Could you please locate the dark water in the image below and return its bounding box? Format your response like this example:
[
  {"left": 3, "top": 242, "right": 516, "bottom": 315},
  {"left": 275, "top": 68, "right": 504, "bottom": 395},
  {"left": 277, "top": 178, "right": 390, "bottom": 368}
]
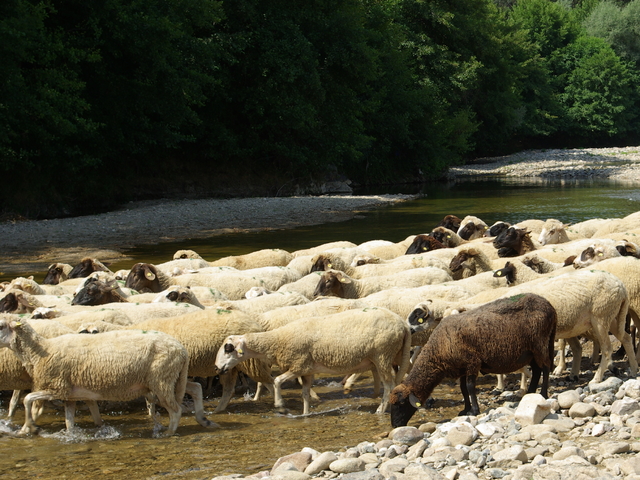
[
  {"left": 2, "top": 177, "right": 640, "bottom": 478},
  {"left": 108, "top": 177, "right": 640, "bottom": 272}
]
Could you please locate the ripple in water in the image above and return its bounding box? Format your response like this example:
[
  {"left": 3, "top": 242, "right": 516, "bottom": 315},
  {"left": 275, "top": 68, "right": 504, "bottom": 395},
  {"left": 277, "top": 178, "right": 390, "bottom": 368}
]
[{"left": 41, "top": 425, "right": 122, "bottom": 443}]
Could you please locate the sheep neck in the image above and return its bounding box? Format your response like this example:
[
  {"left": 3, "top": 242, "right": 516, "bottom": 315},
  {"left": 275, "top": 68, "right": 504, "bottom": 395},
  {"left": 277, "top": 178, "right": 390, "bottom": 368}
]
[{"left": 11, "top": 325, "right": 49, "bottom": 376}]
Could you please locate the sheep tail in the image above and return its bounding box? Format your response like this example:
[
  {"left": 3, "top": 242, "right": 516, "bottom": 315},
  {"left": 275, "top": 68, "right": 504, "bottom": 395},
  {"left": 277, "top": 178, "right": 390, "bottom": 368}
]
[{"left": 395, "top": 327, "right": 413, "bottom": 384}]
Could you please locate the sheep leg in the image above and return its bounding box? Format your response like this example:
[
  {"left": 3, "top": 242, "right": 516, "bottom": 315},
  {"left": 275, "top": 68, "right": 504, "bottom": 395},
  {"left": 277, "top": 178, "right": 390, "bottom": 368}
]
[
  {"left": 374, "top": 370, "right": 395, "bottom": 415},
  {"left": 253, "top": 382, "right": 275, "bottom": 401},
  {"left": 297, "top": 377, "right": 320, "bottom": 401},
  {"left": 553, "top": 339, "right": 567, "bottom": 376},
  {"left": 87, "top": 401, "right": 103, "bottom": 426},
  {"left": 566, "top": 337, "right": 583, "bottom": 380},
  {"left": 410, "top": 346, "right": 422, "bottom": 364},
  {"left": 300, "top": 375, "right": 314, "bottom": 415},
  {"left": 21, "top": 391, "right": 55, "bottom": 435},
  {"left": 8, "top": 390, "right": 21, "bottom": 418},
  {"left": 611, "top": 316, "right": 638, "bottom": 377},
  {"left": 214, "top": 370, "right": 238, "bottom": 413},
  {"left": 152, "top": 392, "right": 183, "bottom": 436},
  {"left": 495, "top": 374, "right": 506, "bottom": 391},
  {"left": 589, "top": 324, "right": 613, "bottom": 384},
  {"left": 273, "top": 370, "right": 298, "bottom": 413},
  {"left": 343, "top": 373, "right": 361, "bottom": 394},
  {"left": 520, "top": 367, "right": 532, "bottom": 391},
  {"left": 459, "top": 375, "right": 480, "bottom": 416},
  {"left": 64, "top": 401, "right": 77, "bottom": 431},
  {"left": 185, "top": 381, "right": 218, "bottom": 428}
]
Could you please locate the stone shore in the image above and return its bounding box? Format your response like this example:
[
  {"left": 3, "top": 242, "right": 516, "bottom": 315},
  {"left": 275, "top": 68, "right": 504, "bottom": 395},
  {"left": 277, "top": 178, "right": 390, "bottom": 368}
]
[{"left": 215, "top": 376, "right": 640, "bottom": 480}]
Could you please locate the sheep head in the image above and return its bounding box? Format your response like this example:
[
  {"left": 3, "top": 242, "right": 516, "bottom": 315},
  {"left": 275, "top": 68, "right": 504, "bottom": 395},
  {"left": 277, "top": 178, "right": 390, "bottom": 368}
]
[
  {"left": 69, "top": 258, "right": 111, "bottom": 279},
  {"left": 215, "top": 335, "right": 247, "bottom": 374},
  {"left": 406, "top": 301, "right": 437, "bottom": 334},
  {"left": 435, "top": 214, "right": 462, "bottom": 232},
  {"left": 493, "top": 261, "right": 517, "bottom": 285},
  {"left": 405, "top": 234, "right": 444, "bottom": 255},
  {"left": 485, "top": 222, "right": 510, "bottom": 238},
  {"left": 573, "top": 245, "right": 605, "bottom": 268},
  {"left": 313, "top": 270, "right": 351, "bottom": 298},
  {"left": 43, "top": 263, "right": 72, "bottom": 285},
  {"left": 125, "top": 263, "right": 163, "bottom": 293},
  {"left": 72, "top": 278, "right": 127, "bottom": 306},
  {"left": 389, "top": 383, "right": 423, "bottom": 427},
  {"left": 350, "top": 254, "right": 380, "bottom": 267},
  {"left": 0, "top": 291, "right": 42, "bottom": 314},
  {"left": 310, "top": 254, "right": 334, "bottom": 273}
]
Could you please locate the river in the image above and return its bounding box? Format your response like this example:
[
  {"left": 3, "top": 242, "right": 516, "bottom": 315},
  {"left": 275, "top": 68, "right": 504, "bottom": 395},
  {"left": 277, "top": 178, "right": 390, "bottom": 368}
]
[{"left": 1, "top": 177, "right": 640, "bottom": 479}]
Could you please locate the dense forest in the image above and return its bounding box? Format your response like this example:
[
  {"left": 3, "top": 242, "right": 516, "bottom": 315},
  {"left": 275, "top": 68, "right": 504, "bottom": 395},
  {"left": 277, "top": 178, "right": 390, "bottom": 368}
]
[{"left": 2, "top": 0, "right": 640, "bottom": 218}]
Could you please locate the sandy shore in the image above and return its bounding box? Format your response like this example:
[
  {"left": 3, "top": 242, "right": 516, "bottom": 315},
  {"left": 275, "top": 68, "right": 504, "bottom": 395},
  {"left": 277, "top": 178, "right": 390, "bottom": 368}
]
[{"left": 3, "top": 144, "right": 640, "bottom": 277}]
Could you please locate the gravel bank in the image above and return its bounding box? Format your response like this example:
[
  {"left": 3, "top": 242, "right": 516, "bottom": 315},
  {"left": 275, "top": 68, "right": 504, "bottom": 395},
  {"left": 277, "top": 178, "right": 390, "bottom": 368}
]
[
  {"left": 448, "top": 146, "right": 640, "bottom": 180},
  {"left": 0, "top": 194, "right": 415, "bottom": 276}
]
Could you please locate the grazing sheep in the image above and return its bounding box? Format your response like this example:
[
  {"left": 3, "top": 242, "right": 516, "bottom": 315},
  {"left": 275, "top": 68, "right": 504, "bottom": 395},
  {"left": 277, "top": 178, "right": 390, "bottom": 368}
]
[
  {"left": 127, "top": 307, "right": 275, "bottom": 413},
  {"left": 312, "top": 268, "right": 453, "bottom": 299},
  {"left": 43, "top": 263, "right": 74, "bottom": 285},
  {"left": 389, "top": 293, "right": 557, "bottom": 426},
  {"left": 215, "top": 307, "right": 413, "bottom": 415},
  {"left": 0, "top": 317, "right": 213, "bottom": 435}
]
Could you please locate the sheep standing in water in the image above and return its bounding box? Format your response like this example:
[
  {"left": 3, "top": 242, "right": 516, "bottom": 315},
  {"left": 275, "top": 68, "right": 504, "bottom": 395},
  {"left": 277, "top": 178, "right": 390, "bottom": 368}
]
[{"left": 389, "top": 293, "right": 557, "bottom": 427}]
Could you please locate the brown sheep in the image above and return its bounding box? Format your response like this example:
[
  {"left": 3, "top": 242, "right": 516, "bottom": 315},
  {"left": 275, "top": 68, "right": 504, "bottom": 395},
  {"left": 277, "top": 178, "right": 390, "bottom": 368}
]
[
  {"left": 404, "top": 235, "right": 445, "bottom": 255},
  {"left": 389, "top": 293, "right": 557, "bottom": 427},
  {"left": 435, "top": 215, "right": 462, "bottom": 231},
  {"left": 493, "top": 227, "right": 535, "bottom": 257}
]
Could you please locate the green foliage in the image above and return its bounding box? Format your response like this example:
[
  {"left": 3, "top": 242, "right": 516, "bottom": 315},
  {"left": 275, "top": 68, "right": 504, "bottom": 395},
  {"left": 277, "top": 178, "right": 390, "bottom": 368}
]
[
  {"left": 552, "top": 35, "right": 638, "bottom": 136},
  {"left": 584, "top": 0, "right": 640, "bottom": 64}
]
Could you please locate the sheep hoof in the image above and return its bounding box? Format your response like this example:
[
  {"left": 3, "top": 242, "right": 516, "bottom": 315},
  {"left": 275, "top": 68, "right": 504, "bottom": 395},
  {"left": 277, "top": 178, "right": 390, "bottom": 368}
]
[
  {"left": 275, "top": 406, "right": 289, "bottom": 415},
  {"left": 202, "top": 420, "right": 220, "bottom": 429}
]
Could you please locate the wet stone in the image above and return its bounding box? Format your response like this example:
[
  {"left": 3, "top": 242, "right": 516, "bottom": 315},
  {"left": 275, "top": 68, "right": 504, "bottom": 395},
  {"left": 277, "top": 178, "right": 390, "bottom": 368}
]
[
  {"left": 392, "top": 426, "right": 424, "bottom": 446},
  {"left": 304, "top": 451, "right": 338, "bottom": 476},
  {"left": 272, "top": 452, "right": 313, "bottom": 473}
]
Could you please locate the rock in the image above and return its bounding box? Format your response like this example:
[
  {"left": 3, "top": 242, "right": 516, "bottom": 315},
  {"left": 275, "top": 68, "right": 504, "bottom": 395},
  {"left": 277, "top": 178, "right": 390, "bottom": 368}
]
[
  {"left": 486, "top": 468, "right": 508, "bottom": 478},
  {"left": 623, "top": 379, "right": 640, "bottom": 399},
  {"left": 552, "top": 446, "right": 585, "bottom": 461},
  {"left": 514, "top": 393, "right": 552, "bottom": 425},
  {"left": 568, "top": 402, "right": 595, "bottom": 418},
  {"left": 557, "top": 390, "right": 581, "bottom": 409},
  {"left": 271, "top": 472, "right": 311, "bottom": 480},
  {"left": 320, "top": 181, "right": 353, "bottom": 194},
  {"left": 392, "top": 426, "right": 424, "bottom": 446},
  {"left": 592, "top": 423, "right": 607, "bottom": 436},
  {"left": 329, "top": 458, "right": 366, "bottom": 473},
  {"left": 587, "top": 376, "right": 623, "bottom": 394},
  {"left": 406, "top": 439, "right": 430, "bottom": 461},
  {"left": 272, "top": 452, "right": 313, "bottom": 474},
  {"left": 419, "top": 422, "right": 438, "bottom": 434},
  {"left": 375, "top": 439, "right": 393, "bottom": 451},
  {"left": 525, "top": 446, "right": 548, "bottom": 461},
  {"left": 476, "top": 422, "right": 501, "bottom": 437},
  {"left": 541, "top": 415, "right": 576, "bottom": 432},
  {"left": 611, "top": 398, "right": 640, "bottom": 416},
  {"left": 304, "top": 452, "right": 338, "bottom": 475},
  {"left": 617, "top": 457, "right": 640, "bottom": 475},
  {"left": 379, "top": 458, "right": 409, "bottom": 477},
  {"left": 489, "top": 445, "right": 528, "bottom": 464},
  {"left": 341, "top": 470, "right": 384, "bottom": 480},
  {"left": 445, "top": 424, "right": 478, "bottom": 446},
  {"left": 599, "top": 441, "right": 631, "bottom": 456}
]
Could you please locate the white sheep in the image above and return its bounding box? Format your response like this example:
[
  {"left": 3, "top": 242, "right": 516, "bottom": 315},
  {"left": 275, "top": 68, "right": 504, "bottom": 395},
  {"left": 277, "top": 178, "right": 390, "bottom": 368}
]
[
  {"left": 186, "top": 248, "right": 294, "bottom": 269},
  {"left": 215, "top": 307, "right": 413, "bottom": 415},
  {"left": 312, "top": 267, "right": 454, "bottom": 299},
  {"left": 572, "top": 241, "right": 640, "bottom": 268},
  {"left": 126, "top": 307, "right": 275, "bottom": 413},
  {"left": 347, "top": 254, "right": 452, "bottom": 279},
  {"left": 538, "top": 219, "right": 583, "bottom": 245},
  {"left": 291, "top": 241, "right": 358, "bottom": 258},
  {"left": 214, "top": 291, "right": 310, "bottom": 316},
  {"left": 513, "top": 218, "right": 546, "bottom": 235},
  {"left": 5, "top": 276, "right": 76, "bottom": 296},
  {"left": 1, "top": 317, "right": 75, "bottom": 420},
  {"left": 363, "top": 235, "right": 417, "bottom": 260},
  {"left": 125, "top": 263, "right": 300, "bottom": 300},
  {"left": 0, "top": 316, "right": 214, "bottom": 435},
  {"left": 275, "top": 271, "right": 326, "bottom": 299},
  {"left": 565, "top": 218, "right": 612, "bottom": 238},
  {"left": 457, "top": 215, "right": 489, "bottom": 240}
]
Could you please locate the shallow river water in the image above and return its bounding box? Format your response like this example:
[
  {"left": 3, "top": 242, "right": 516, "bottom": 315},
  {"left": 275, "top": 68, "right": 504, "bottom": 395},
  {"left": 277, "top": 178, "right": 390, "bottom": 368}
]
[{"left": 3, "top": 177, "right": 640, "bottom": 479}]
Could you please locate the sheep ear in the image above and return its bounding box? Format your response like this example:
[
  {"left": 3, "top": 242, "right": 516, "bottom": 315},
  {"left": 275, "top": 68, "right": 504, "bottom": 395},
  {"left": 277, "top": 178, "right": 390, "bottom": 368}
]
[{"left": 409, "top": 393, "right": 422, "bottom": 408}]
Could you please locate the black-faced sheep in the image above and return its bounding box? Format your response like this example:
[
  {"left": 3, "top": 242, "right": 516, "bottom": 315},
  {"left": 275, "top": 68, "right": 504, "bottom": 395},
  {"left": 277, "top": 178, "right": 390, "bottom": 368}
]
[
  {"left": 68, "top": 258, "right": 112, "bottom": 279},
  {"left": 43, "top": 263, "right": 74, "bottom": 285},
  {"left": 493, "top": 227, "right": 536, "bottom": 257},
  {"left": 435, "top": 215, "right": 463, "bottom": 232},
  {"left": 389, "top": 293, "right": 557, "bottom": 427},
  {"left": 404, "top": 235, "right": 445, "bottom": 255},
  {"left": 215, "top": 307, "right": 412, "bottom": 415}
]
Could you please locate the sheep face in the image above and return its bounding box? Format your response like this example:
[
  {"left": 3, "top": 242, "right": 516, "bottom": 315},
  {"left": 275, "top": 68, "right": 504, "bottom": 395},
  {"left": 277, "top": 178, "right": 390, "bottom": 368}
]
[
  {"left": 457, "top": 222, "right": 477, "bottom": 240},
  {"left": 389, "top": 384, "right": 421, "bottom": 427},
  {"left": 72, "top": 279, "right": 125, "bottom": 306},
  {"left": 313, "top": 271, "right": 351, "bottom": 298},
  {"left": 573, "top": 246, "right": 603, "bottom": 268},
  {"left": 493, "top": 262, "right": 516, "bottom": 285},
  {"left": 31, "top": 307, "right": 60, "bottom": 319},
  {"left": 522, "top": 256, "right": 544, "bottom": 274},
  {"left": 407, "top": 302, "right": 436, "bottom": 334},
  {"left": 0, "top": 292, "right": 37, "bottom": 314},
  {"left": 405, "top": 235, "right": 443, "bottom": 255},
  {"left": 350, "top": 254, "right": 380, "bottom": 267},
  {"left": 125, "top": 263, "right": 162, "bottom": 293},
  {"left": 485, "top": 222, "right": 510, "bottom": 238},
  {"left": 310, "top": 255, "right": 333, "bottom": 273},
  {"left": 435, "top": 215, "right": 462, "bottom": 232},
  {"left": 215, "top": 335, "right": 247, "bottom": 374},
  {"left": 430, "top": 227, "right": 456, "bottom": 248},
  {"left": 449, "top": 252, "right": 471, "bottom": 273},
  {"left": 69, "top": 258, "right": 109, "bottom": 279},
  {"left": 43, "top": 264, "right": 67, "bottom": 285},
  {"left": 0, "top": 318, "right": 19, "bottom": 349}
]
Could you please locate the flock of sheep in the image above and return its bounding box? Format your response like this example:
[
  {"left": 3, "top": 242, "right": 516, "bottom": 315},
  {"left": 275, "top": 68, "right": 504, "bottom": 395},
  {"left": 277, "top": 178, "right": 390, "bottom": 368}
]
[{"left": 2, "top": 210, "right": 640, "bottom": 436}]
